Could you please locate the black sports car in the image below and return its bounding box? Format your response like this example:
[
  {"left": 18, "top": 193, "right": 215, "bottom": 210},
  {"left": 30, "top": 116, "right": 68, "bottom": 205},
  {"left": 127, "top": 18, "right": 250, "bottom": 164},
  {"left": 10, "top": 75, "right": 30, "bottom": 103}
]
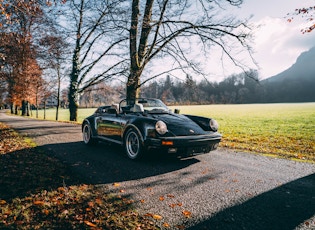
[{"left": 82, "top": 98, "right": 222, "bottom": 160}]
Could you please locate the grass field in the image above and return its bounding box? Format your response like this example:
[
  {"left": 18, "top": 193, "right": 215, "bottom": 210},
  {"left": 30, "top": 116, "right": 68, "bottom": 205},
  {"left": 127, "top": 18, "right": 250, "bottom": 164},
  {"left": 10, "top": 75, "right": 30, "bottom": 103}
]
[{"left": 29, "top": 103, "right": 315, "bottom": 162}]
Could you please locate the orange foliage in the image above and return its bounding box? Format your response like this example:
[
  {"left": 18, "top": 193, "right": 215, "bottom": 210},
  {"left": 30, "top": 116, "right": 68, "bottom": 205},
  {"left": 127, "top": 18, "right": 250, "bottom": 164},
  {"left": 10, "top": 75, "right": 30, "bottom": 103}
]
[
  {"left": 1, "top": 33, "right": 42, "bottom": 107},
  {"left": 0, "top": 1, "right": 44, "bottom": 109},
  {"left": 287, "top": 6, "right": 315, "bottom": 33}
]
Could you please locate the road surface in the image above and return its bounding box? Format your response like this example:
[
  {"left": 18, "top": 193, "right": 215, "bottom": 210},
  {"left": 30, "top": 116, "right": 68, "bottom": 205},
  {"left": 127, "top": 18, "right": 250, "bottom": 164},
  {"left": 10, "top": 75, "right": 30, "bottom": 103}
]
[{"left": 1, "top": 111, "right": 314, "bottom": 229}]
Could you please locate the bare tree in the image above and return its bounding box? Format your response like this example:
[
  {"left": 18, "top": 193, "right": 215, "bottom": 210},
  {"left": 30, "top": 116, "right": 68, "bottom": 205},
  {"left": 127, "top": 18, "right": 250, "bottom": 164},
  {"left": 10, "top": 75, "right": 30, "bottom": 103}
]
[
  {"left": 56, "top": 0, "right": 128, "bottom": 121},
  {"left": 127, "top": 0, "right": 253, "bottom": 102},
  {"left": 49, "top": 0, "right": 254, "bottom": 120},
  {"left": 38, "top": 35, "right": 69, "bottom": 120}
]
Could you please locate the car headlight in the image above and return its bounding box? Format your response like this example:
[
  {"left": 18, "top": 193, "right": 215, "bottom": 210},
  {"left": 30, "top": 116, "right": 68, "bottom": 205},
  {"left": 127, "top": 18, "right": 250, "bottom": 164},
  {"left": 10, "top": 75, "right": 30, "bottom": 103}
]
[
  {"left": 155, "top": 120, "right": 168, "bottom": 135},
  {"left": 209, "top": 119, "right": 219, "bottom": 132}
]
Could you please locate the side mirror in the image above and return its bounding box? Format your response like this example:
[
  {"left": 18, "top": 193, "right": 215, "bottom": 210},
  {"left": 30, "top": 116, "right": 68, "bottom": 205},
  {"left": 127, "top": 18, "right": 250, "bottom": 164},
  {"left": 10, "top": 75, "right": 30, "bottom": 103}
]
[{"left": 174, "top": 109, "right": 180, "bottom": 114}]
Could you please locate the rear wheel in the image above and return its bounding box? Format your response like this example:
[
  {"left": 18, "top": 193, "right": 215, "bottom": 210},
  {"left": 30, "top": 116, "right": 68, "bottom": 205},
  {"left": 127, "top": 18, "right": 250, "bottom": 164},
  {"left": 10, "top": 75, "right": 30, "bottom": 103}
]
[
  {"left": 124, "top": 128, "right": 143, "bottom": 160},
  {"left": 82, "top": 123, "right": 97, "bottom": 145}
]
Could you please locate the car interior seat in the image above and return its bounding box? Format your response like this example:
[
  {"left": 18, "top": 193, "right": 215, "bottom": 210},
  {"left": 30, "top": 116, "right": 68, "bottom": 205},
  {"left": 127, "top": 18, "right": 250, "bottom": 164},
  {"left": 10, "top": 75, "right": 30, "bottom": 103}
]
[{"left": 131, "top": 103, "right": 144, "bottom": 113}]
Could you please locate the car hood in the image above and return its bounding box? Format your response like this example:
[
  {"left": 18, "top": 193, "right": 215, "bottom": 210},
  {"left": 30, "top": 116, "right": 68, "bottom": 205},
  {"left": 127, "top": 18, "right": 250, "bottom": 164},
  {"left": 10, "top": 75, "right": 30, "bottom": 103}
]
[{"left": 148, "top": 113, "right": 206, "bottom": 136}]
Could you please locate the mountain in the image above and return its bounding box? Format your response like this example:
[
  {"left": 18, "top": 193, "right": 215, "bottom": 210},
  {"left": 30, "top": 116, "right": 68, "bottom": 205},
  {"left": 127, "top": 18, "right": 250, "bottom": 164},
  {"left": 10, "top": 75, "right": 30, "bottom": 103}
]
[{"left": 261, "top": 47, "right": 315, "bottom": 102}]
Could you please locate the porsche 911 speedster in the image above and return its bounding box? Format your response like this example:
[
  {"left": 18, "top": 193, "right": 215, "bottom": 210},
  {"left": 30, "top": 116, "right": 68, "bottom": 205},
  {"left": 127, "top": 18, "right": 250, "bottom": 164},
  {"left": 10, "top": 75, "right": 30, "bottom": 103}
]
[{"left": 82, "top": 98, "right": 222, "bottom": 160}]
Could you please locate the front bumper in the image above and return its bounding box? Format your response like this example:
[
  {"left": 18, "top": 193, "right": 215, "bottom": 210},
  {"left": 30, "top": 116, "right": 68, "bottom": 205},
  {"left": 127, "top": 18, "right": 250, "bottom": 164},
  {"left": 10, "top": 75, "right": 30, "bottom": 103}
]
[{"left": 145, "top": 132, "right": 222, "bottom": 156}]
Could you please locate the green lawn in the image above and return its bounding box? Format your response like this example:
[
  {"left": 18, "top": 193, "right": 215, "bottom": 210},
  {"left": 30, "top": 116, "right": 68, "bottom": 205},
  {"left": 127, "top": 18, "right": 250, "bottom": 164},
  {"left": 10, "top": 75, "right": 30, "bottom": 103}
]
[
  {"left": 170, "top": 103, "right": 315, "bottom": 162},
  {"left": 29, "top": 103, "right": 315, "bottom": 162}
]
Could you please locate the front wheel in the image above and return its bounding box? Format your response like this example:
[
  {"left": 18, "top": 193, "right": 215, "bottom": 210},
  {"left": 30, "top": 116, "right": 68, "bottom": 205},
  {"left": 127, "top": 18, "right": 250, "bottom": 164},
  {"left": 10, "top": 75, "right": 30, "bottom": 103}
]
[
  {"left": 82, "top": 123, "right": 97, "bottom": 145},
  {"left": 124, "top": 128, "right": 144, "bottom": 160}
]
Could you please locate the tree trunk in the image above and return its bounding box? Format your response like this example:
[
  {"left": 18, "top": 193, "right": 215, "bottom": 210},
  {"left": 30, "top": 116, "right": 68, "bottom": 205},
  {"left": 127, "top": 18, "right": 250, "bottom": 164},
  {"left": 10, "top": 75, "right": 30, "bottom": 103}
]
[
  {"left": 44, "top": 100, "right": 46, "bottom": 119},
  {"left": 35, "top": 92, "right": 39, "bottom": 118},
  {"left": 21, "top": 100, "right": 26, "bottom": 116},
  {"left": 68, "top": 19, "right": 82, "bottom": 122},
  {"left": 68, "top": 82, "right": 78, "bottom": 121},
  {"left": 26, "top": 101, "right": 30, "bottom": 116},
  {"left": 69, "top": 47, "right": 80, "bottom": 121},
  {"left": 10, "top": 103, "right": 14, "bottom": 114},
  {"left": 126, "top": 71, "right": 141, "bottom": 104},
  {"left": 56, "top": 67, "right": 61, "bottom": 121},
  {"left": 127, "top": 0, "right": 140, "bottom": 104}
]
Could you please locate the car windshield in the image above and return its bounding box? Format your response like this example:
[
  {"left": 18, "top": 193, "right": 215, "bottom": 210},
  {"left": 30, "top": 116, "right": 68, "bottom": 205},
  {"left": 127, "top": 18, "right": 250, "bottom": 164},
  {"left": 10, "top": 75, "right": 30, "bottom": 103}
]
[{"left": 119, "top": 98, "right": 170, "bottom": 113}]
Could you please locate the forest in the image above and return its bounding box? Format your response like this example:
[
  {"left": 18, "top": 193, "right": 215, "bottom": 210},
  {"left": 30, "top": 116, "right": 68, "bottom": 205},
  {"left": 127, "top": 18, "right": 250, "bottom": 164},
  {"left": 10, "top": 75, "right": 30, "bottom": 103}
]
[{"left": 79, "top": 68, "right": 315, "bottom": 108}]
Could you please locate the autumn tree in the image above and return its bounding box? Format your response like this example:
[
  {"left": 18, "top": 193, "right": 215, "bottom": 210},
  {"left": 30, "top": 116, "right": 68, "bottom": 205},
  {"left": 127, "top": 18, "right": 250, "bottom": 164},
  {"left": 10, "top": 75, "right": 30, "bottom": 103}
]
[
  {"left": 0, "top": 0, "right": 45, "bottom": 115},
  {"left": 0, "top": 32, "right": 40, "bottom": 114}
]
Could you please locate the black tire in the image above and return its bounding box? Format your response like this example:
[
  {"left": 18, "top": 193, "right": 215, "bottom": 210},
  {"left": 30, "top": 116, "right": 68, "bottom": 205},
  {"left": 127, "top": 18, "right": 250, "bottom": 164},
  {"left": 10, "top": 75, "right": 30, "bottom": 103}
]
[
  {"left": 124, "top": 128, "right": 143, "bottom": 160},
  {"left": 82, "top": 123, "right": 97, "bottom": 145}
]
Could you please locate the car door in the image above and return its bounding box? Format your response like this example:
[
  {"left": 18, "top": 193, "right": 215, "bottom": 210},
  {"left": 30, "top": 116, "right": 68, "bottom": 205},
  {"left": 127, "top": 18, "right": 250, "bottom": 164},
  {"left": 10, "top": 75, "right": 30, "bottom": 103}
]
[{"left": 96, "top": 108, "right": 124, "bottom": 143}]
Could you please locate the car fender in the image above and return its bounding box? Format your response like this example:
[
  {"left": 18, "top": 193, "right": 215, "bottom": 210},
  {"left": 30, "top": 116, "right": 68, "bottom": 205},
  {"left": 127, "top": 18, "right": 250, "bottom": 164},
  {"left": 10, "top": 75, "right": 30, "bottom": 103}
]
[
  {"left": 183, "top": 114, "right": 212, "bottom": 131},
  {"left": 122, "top": 124, "right": 145, "bottom": 145},
  {"left": 82, "top": 117, "right": 97, "bottom": 137}
]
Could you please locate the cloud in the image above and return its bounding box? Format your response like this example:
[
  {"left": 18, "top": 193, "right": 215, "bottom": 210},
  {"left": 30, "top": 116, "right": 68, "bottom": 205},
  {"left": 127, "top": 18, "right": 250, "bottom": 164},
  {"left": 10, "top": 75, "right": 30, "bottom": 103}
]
[{"left": 250, "top": 16, "right": 315, "bottom": 79}]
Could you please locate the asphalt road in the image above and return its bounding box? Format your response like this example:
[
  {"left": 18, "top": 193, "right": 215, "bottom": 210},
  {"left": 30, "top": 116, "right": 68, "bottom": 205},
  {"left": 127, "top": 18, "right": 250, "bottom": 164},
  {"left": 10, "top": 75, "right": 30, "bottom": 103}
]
[{"left": 1, "top": 111, "right": 315, "bottom": 230}]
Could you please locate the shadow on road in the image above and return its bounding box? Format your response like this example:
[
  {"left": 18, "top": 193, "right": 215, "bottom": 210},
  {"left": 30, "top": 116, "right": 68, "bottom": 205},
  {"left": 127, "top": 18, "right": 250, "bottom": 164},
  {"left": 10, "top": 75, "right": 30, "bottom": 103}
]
[
  {"left": 0, "top": 140, "right": 199, "bottom": 201},
  {"left": 188, "top": 173, "right": 315, "bottom": 230},
  {"left": 0, "top": 147, "right": 81, "bottom": 201},
  {"left": 41, "top": 141, "right": 200, "bottom": 184}
]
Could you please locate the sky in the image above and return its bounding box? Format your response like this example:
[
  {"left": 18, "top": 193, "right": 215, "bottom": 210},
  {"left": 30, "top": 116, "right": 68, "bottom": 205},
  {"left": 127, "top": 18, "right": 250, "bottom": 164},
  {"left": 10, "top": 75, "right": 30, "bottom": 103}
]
[{"left": 230, "top": 0, "right": 315, "bottom": 79}]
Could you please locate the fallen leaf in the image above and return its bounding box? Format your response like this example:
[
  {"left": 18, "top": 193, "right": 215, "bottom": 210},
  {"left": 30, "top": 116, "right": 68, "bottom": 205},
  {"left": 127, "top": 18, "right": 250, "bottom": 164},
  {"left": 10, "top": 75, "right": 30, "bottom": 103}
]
[
  {"left": 182, "top": 210, "right": 191, "bottom": 218},
  {"left": 95, "top": 198, "right": 102, "bottom": 205},
  {"left": 144, "top": 213, "right": 153, "bottom": 217},
  {"left": 140, "top": 199, "right": 145, "bottom": 203},
  {"left": 113, "top": 182, "right": 120, "bottom": 187},
  {"left": 159, "top": 196, "right": 165, "bottom": 201},
  {"left": 169, "top": 203, "right": 177, "bottom": 208},
  {"left": 167, "top": 194, "right": 175, "bottom": 198},
  {"left": 169, "top": 203, "right": 182, "bottom": 208},
  {"left": 163, "top": 222, "right": 170, "bottom": 228},
  {"left": 124, "top": 199, "right": 134, "bottom": 204},
  {"left": 42, "top": 209, "right": 49, "bottom": 215},
  {"left": 57, "top": 187, "right": 65, "bottom": 192},
  {"left": 0, "top": 200, "right": 6, "bottom": 205},
  {"left": 153, "top": 214, "right": 163, "bottom": 220},
  {"left": 84, "top": 220, "right": 97, "bottom": 227},
  {"left": 33, "top": 200, "right": 44, "bottom": 205},
  {"left": 88, "top": 201, "right": 94, "bottom": 207},
  {"left": 79, "top": 184, "right": 88, "bottom": 190}
]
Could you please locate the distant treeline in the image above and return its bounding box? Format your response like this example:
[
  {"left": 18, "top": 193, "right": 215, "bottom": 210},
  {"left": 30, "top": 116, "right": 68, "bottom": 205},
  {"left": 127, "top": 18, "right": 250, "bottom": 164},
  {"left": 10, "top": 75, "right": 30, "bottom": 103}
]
[
  {"left": 79, "top": 70, "right": 315, "bottom": 107},
  {"left": 142, "top": 72, "right": 315, "bottom": 104}
]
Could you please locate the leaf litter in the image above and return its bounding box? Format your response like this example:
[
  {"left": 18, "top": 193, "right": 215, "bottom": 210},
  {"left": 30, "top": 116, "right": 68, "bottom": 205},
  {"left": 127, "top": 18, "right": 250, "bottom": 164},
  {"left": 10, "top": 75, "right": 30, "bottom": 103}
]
[{"left": 0, "top": 122, "right": 158, "bottom": 229}]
